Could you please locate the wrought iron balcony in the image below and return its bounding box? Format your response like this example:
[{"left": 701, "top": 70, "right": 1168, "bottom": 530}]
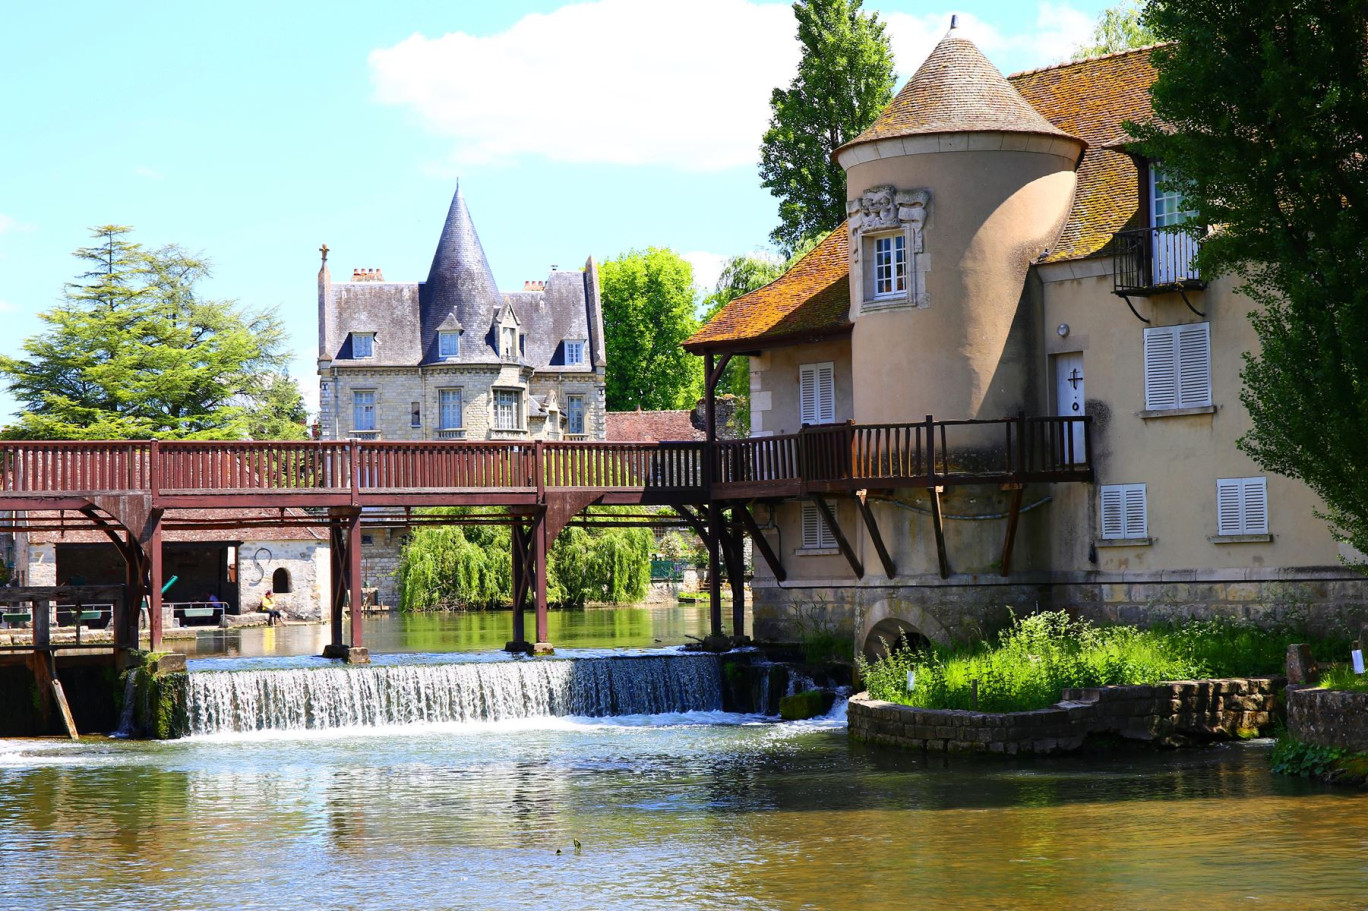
[{"left": 1111, "top": 227, "right": 1205, "bottom": 296}]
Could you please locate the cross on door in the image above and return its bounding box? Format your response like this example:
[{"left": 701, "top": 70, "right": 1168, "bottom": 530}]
[{"left": 1067, "top": 368, "right": 1083, "bottom": 390}]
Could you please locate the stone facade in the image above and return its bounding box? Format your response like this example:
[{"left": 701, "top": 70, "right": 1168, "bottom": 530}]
[
  {"left": 1286, "top": 686, "right": 1368, "bottom": 753},
  {"left": 849, "top": 677, "right": 1282, "bottom": 754}
]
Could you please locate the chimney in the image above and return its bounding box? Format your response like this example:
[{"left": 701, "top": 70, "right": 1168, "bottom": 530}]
[{"left": 523, "top": 280, "right": 545, "bottom": 292}]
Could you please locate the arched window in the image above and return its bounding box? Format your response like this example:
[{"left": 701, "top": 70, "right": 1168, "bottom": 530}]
[{"left": 271, "top": 567, "right": 292, "bottom": 594}]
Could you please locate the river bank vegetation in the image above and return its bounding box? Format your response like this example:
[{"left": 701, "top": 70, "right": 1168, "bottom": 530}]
[{"left": 859, "top": 611, "right": 1350, "bottom": 713}]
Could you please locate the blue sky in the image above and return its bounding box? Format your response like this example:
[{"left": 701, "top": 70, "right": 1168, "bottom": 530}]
[{"left": 0, "top": 0, "right": 1114, "bottom": 419}]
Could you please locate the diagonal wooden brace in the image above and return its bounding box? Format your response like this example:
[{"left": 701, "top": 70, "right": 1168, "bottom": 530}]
[
  {"left": 811, "top": 495, "right": 863, "bottom": 580},
  {"left": 735, "top": 504, "right": 785, "bottom": 583},
  {"left": 854, "top": 491, "right": 895, "bottom": 579}
]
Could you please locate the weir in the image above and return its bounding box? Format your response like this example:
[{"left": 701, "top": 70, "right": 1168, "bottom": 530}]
[{"left": 184, "top": 653, "right": 724, "bottom": 735}]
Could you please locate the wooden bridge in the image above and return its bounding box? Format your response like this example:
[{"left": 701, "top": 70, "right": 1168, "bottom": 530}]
[{"left": 0, "top": 414, "right": 1090, "bottom": 656}]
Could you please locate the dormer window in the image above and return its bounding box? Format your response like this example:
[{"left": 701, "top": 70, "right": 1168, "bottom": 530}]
[
  {"left": 351, "top": 333, "right": 374, "bottom": 359},
  {"left": 502, "top": 327, "right": 517, "bottom": 360},
  {"left": 872, "top": 235, "right": 907, "bottom": 298},
  {"left": 438, "top": 331, "right": 460, "bottom": 359},
  {"left": 565, "top": 340, "right": 585, "bottom": 366}
]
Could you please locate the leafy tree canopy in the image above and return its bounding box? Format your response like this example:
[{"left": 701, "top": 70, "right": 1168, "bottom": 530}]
[
  {"left": 1130, "top": 0, "right": 1368, "bottom": 556},
  {"left": 759, "top": 0, "right": 895, "bottom": 254},
  {"left": 599, "top": 247, "right": 702, "bottom": 411},
  {"left": 0, "top": 225, "right": 305, "bottom": 440},
  {"left": 1073, "top": 1, "right": 1158, "bottom": 58}
]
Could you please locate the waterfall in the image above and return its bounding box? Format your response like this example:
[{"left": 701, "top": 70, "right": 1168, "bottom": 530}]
[
  {"left": 113, "top": 672, "right": 137, "bottom": 738},
  {"left": 185, "top": 654, "right": 724, "bottom": 735}
]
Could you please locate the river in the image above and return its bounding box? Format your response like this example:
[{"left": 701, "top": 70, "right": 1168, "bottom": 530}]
[{"left": 2, "top": 606, "right": 1366, "bottom": 910}]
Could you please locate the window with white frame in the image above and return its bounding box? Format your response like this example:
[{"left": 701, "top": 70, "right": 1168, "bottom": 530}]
[
  {"left": 438, "top": 388, "right": 463, "bottom": 429},
  {"left": 1217, "top": 476, "right": 1268, "bottom": 535},
  {"left": 1100, "top": 484, "right": 1147, "bottom": 540},
  {"left": 352, "top": 390, "right": 376, "bottom": 432},
  {"left": 872, "top": 234, "right": 907, "bottom": 298},
  {"left": 351, "top": 332, "right": 374, "bottom": 359},
  {"left": 494, "top": 389, "right": 521, "bottom": 430},
  {"left": 1143, "top": 322, "right": 1211, "bottom": 410},
  {"left": 799, "top": 362, "right": 836, "bottom": 426},
  {"left": 801, "top": 503, "right": 836, "bottom": 549},
  {"left": 565, "top": 339, "right": 586, "bottom": 366},
  {"left": 438, "top": 331, "right": 460, "bottom": 359},
  {"left": 567, "top": 394, "right": 585, "bottom": 436}
]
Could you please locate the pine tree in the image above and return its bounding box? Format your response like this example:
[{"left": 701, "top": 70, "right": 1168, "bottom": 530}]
[{"left": 759, "top": 0, "right": 895, "bottom": 254}]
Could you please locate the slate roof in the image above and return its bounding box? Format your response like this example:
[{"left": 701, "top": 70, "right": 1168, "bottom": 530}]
[
  {"left": 691, "top": 44, "right": 1160, "bottom": 350},
  {"left": 683, "top": 227, "right": 851, "bottom": 353},
  {"left": 838, "top": 26, "right": 1076, "bottom": 159},
  {"left": 605, "top": 410, "right": 704, "bottom": 443},
  {"left": 325, "top": 184, "right": 602, "bottom": 372}
]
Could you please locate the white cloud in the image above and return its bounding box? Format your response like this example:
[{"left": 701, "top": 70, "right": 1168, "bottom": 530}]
[
  {"left": 682, "top": 251, "right": 730, "bottom": 296},
  {"left": 370, "top": 2, "right": 1094, "bottom": 173},
  {"left": 135, "top": 166, "right": 164, "bottom": 180},
  {"left": 0, "top": 300, "right": 16, "bottom": 314},
  {"left": 0, "top": 214, "right": 32, "bottom": 234},
  {"left": 370, "top": 0, "right": 799, "bottom": 171}
]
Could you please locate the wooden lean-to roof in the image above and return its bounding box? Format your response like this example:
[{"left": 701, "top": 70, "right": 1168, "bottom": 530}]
[
  {"left": 682, "top": 227, "right": 851, "bottom": 354},
  {"left": 689, "top": 43, "right": 1162, "bottom": 351}
]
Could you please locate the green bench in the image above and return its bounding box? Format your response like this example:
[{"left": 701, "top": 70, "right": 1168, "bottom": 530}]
[
  {"left": 176, "top": 605, "right": 224, "bottom": 627},
  {"left": 2, "top": 611, "right": 31, "bottom": 627}
]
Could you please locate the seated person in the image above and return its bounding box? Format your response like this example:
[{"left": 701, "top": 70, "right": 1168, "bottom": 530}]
[
  {"left": 206, "top": 592, "right": 222, "bottom": 606},
  {"left": 260, "top": 590, "right": 283, "bottom": 626}
]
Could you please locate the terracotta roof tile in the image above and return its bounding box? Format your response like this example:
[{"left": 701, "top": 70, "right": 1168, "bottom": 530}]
[
  {"left": 683, "top": 227, "right": 851, "bottom": 352},
  {"left": 1009, "top": 46, "right": 1159, "bottom": 262},
  {"left": 26, "top": 508, "right": 326, "bottom": 544},
  {"left": 605, "top": 410, "right": 704, "bottom": 443},
  {"left": 839, "top": 31, "right": 1075, "bottom": 156}
]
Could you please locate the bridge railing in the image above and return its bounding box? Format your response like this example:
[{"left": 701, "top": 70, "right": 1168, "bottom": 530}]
[
  {"left": 542, "top": 441, "right": 705, "bottom": 490},
  {"left": 0, "top": 441, "right": 150, "bottom": 494}
]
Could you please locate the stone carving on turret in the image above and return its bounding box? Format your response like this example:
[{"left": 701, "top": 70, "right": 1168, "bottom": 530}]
[{"left": 847, "top": 186, "right": 932, "bottom": 313}]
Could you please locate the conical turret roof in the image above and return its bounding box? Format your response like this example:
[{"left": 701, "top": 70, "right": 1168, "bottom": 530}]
[
  {"left": 837, "top": 25, "right": 1079, "bottom": 158},
  {"left": 421, "top": 183, "right": 504, "bottom": 360}
]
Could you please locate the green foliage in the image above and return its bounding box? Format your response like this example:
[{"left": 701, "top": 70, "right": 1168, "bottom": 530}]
[
  {"left": 396, "top": 508, "right": 653, "bottom": 611},
  {"left": 700, "top": 254, "right": 785, "bottom": 433},
  {"left": 0, "top": 225, "right": 305, "bottom": 440},
  {"left": 598, "top": 247, "right": 702, "bottom": 412},
  {"left": 789, "top": 597, "right": 849, "bottom": 664},
  {"left": 779, "top": 689, "right": 826, "bottom": 720},
  {"left": 759, "top": 0, "right": 896, "bottom": 254},
  {"left": 1317, "top": 664, "right": 1368, "bottom": 693},
  {"left": 1073, "top": 1, "right": 1157, "bottom": 58},
  {"left": 1270, "top": 734, "right": 1349, "bottom": 778},
  {"left": 859, "top": 611, "right": 1339, "bottom": 713},
  {"left": 1129, "top": 2, "right": 1368, "bottom": 559}
]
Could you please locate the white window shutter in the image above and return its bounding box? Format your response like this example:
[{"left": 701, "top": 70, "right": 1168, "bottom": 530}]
[
  {"left": 1177, "top": 323, "right": 1212, "bottom": 407},
  {"left": 817, "top": 364, "right": 836, "bottom": 424},
  {"left": 802, "top": 503, "right": 820, "bottom": 548},
  {"left": 1144, "top": 327, "right": 1178, "bottom": 410},
  {"left": 1217, "top": 478, "right": 1243, "bottom": 535},
  {"left": 799, "top": 366, "right": 817, "bottom": 425},
  {"left": 1100, "top": 486, "right": 1125, "bottom": 539},
  {"left": 1123, "top": 484, "right": 1148, "bottom": 538},
  {"left": 1242, "top": 477, "right": 1268, "bottom": 534}
]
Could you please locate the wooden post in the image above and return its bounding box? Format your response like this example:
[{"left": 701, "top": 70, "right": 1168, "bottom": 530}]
[
  {"left": 329, "top": 521, "right": 345, "bottom": 648},
  {"left": 510, "top": 520, "right": 527, "bottom": 646},
  {"left": 1000, "top": 485, "right": 1025, "bottom": 577},
  {"left": 347, "top": 510, "right": 363, "bottom": 648},
  {"left": 147, "top": 519, "right": 164, "bottom": 649},
  {"left": 32, "top": 597, "right": 49, "bottom": 651},
  {"left": 533, "top": 512, "right": 550, "bottom": 651},
  {"left": 706, "top": 502, "right": 723, "bottom": 637},
  {"left": 929, "top": 486, "right": 950, "bottom": 579},
  {"left": 727, "top": 515, "right": 746, "bottom": 639}
]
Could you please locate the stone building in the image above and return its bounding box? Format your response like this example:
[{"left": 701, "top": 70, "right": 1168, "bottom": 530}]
[
  {"left": 686, "top": 27, "right": 1368, "bottom": 655},
  {"left": 316, "top": 184, "right": 607, "bottom": 606}
]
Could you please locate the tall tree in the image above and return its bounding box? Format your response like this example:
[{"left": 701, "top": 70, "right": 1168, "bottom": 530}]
[
  {"left": 759, "top": 0, "right": 895, "bottom": 254},
  {"left": 0, "top": 225, "right": 306, "bottom": 440},
  {"left": 701, "top": 253, "right": 789, "bottom": 435},
  {"left": 1073, "top": 1, "right": 1158, "bottom": 58},
  {"left": 599, "top": 247, "right": 703, "bottom": 411},
  {"left": 1130, "top": 1, "right": 1368, "bottom": 556}
]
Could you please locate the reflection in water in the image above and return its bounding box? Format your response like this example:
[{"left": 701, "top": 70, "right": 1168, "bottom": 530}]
[{"left": 3, "top": 725, "right": 1367, "bottom": 911}]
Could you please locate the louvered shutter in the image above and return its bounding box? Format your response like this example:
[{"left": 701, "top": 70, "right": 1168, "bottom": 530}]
[
  {"left": 799, "top": 366, "right": 818, "bottom": 425},
  {"left": 802, "top": 503, "right": 821, "bottom": 549},
  {"left": 817, "top": 363, "right": 836, "bottom": 424},
  {"left": 1100, "top": 486, "right": 1126, "bottom": 539},
  {"left": 1144, "top": 327, "right": 1178, "bottom": 410},
  {"left": 1123, "top": 485, "right": 1148, "bottom": 538},
  {"left": 1177, "top": 323, "right": 1212, "bottom": 407},
  {"left": 1242, "top": 477, "right": 1268, "bottom": 534},
  {"left": 1216, "top": 478, "right": 1243, "bottom": 535}
]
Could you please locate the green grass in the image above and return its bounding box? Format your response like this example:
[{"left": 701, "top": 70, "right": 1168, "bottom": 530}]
[
  {"left": 1270, "top": 731, "right": 1368, "bottom": 784},
  {"left": 859, "top": 610, "right": 1348, "bottom": 714},
  {"left": 1316, "top": 664, "right": 1368, "bottom": 692}
]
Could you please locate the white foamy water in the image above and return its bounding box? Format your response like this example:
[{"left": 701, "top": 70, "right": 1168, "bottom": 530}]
[{"left": 185, "top": 654, "right": 724, "bottom": 735}]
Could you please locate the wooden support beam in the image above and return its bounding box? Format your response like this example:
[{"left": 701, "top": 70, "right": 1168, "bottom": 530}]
[
  {"left": 726, "top": 516, "right": 746, "bottom": 638},
  {"left": 706, "top": 502, "right": 723, "bottom": 637},
  {"left": 347, "top": 511, "right": 363, "bottom": 648},
  {"left": 928, "top": 486, "right": 950, "bottom": 579},
  {"left": 510, "top": 519, "right": 527, "bottom": 645},
  {"left": 811, "top": 495, "right": 863, "bottom": 580},
  {"left": 328, "top": 522, "right": 346, "bottom": 648},
  {"left": 735, "top": 505, "right": 785, "bottom": 583},
  {"left": 1000, "top": 485, "right": 1025, "bottom": 577},
  {"left": 533, "top": 512, "right": 550, "bottom": 648},
  {"left": 854, "top": 491, "right": 896, "bottom": 580},
  {"left": 147, "top": 519, "right": 164, "bottom": 650}
]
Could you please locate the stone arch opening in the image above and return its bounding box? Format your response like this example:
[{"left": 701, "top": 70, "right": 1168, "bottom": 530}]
[
  {"left": 271, "top": 567, "right": 292, "bottom": 594},
  {"left": 862, "top": 618, "right": 931, "bottom": 663}
]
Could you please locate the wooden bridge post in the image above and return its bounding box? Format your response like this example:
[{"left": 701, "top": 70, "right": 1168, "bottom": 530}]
[
  {"left": 347, "top": 510, "right": 363, "bottom": 649},
  {"left": 703, "top": 352, "right": 724, "bottom": 639},
  {"left": 147, "top": 519, "right": 164, "bottom": 650},
  {"left": 533, "top": 511, "right": 551, "bottom": 653},
  {"left": 510, "top": 520, "right": 527, "bottom": 647},
  {"left": 328, "top": 520, "right": 345, "bottom": 648}
]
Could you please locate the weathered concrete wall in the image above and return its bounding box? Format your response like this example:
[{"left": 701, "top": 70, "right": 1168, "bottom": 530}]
[
  {"left": 238, "top": 539, "right": 328, "bottom": 621},
  {"left": 849, "top": 676, "right": 1281, "bottom": 754},
  {"left": 361, "top": 529, "right": 405, "bottom": 608},
  {"left": 1286, "top": 686, "right": 1368, "bottom": 753}
]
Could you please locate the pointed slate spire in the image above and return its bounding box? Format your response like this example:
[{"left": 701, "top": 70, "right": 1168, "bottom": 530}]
[{"left": 422, "top": 183, "right": 504, "bottom": 360}]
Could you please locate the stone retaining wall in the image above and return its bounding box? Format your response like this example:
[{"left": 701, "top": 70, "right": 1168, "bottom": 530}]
[
  {"left": 1286, "top": 686, "right": 1368, "bottom": 753},
  {"left": 848, "top": 677, "right": 1282, "bottom": 755}
]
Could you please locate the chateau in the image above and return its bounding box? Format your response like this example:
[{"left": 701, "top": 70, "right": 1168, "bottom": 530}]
[
  {"left": 687, "top": 27, "right": 1368, "bottom": 655},
  {"left": 316, "top": 185, "right": 607, "bottom": 604}
]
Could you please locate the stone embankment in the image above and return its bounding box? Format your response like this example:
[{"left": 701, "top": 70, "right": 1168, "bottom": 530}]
[
  {"left": 849, "top": 677, "right": 1282, "bottom": 754},
  {"left": 1286, "top": 686, "right": 1368, "bottom": 753}
]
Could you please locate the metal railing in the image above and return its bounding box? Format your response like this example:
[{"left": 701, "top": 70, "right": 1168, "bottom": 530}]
[{"left": 1112, "top": 227, "right": 1204, "bottom": 295}]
